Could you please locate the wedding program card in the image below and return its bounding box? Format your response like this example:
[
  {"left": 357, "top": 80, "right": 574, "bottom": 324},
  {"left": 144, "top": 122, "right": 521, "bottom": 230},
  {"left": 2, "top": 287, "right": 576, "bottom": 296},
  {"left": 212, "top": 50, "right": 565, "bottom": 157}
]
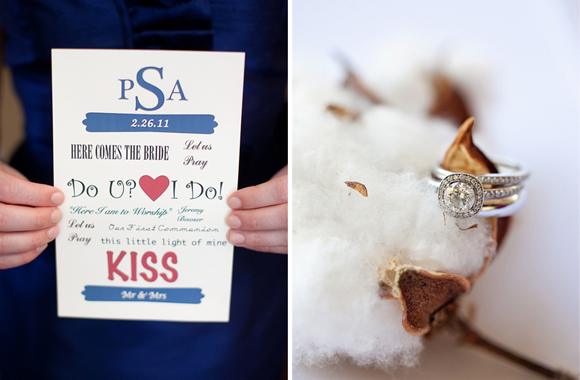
[{"left": 52, "top": 49, "right": 244, "bottom": 322}]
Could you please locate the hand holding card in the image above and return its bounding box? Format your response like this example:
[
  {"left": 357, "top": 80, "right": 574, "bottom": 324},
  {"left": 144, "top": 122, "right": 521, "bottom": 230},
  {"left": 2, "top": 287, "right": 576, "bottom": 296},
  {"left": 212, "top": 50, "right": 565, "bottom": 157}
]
[
  {"left": 0, "top": 162, "right": 63, "bottom": 269},
  {"left": 226, "top": 166, "right": 288, "bottom": 254}
]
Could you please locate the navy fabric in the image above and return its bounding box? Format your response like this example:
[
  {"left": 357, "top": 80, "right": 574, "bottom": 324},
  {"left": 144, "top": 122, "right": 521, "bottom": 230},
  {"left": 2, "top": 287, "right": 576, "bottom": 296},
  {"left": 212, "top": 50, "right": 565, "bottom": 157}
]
[{"left": 0, "top": 1, "right": 287, "bottom": 379}]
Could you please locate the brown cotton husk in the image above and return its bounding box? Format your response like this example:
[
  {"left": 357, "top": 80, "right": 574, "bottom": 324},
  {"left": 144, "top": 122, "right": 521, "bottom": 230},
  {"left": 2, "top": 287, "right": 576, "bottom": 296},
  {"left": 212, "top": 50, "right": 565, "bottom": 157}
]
[
  {"left": 425, "top": 302, "right": 459, "bottom": 338},
  {"left": 429, "top": 73, "right": 472, "bottom": 127},
  {"left": 345, "top": 181, "right": 368, "bottom": 197},
  {"left": 388, "top": 265, "right": 470, "bottom": 336},
  {"left": 441, "top": 117, "right": 497, "bottom": 174}
]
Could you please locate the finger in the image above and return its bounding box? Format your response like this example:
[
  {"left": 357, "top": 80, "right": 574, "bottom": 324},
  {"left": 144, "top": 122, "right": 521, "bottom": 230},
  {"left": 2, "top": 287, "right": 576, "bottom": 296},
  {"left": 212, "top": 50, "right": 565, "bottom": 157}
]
[
  {"left": 0, "top": 162, "right": 28, "bottom": 180},
  {"left": 227, "top": 229, "right": 287, "bottom": 248},
  {"left": 227, "top": 203, "right": 287, "bottom": 231},
  {"left": 0, "top": 226, "right": 59, "bottom": 255},
  {"left": 245, "top": 246, "right": 288, "bottom": 254},
  {"left": 0, "top": 205, "right": 61, "bottom": 232},
  {"left": 271, "top": 166, "right": 288, "bottom": 178},
  {"left": 228, "top": 174, "right": 287, "bottom": 210},
  {"left": 0, "top": 172, "right": 64, "bottom": 206},
  {"left": 0, "top": 244, "right": 48, "bottom": 270}
]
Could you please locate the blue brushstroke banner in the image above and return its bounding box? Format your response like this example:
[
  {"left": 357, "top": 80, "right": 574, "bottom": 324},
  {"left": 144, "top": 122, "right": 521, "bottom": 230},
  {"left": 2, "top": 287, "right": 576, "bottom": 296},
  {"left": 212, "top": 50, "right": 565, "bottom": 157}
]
[
  {"left": 82, "top": 285, "right": 204, "bottom": 304},
  {"left": 82, "top": 113, "right": 217, "bottom": 134}
]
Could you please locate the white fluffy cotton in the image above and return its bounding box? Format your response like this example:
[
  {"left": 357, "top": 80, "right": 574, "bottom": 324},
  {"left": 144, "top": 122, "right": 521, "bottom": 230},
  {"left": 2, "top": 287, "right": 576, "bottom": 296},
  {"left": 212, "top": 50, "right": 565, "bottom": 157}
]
[{"left": 292, "top": 68, "right": 495, "bottom": 369}]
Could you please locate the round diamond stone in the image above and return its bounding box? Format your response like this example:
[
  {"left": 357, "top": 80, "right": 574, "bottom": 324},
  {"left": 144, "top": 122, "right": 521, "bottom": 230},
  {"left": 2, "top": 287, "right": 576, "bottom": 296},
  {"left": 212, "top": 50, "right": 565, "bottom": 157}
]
[
  {"left": 443, "top": 182, "right": 476, "bottom": 212},
  {"left": 437, "top": 173, "right": 484, "bottom": 218}
]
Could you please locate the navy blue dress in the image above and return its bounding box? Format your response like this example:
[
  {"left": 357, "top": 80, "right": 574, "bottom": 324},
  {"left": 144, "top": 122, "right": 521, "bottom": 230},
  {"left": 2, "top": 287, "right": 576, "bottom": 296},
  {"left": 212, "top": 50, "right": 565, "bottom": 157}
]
[{"left": 0, "top": 1, "right": 288, "bottom": 379}]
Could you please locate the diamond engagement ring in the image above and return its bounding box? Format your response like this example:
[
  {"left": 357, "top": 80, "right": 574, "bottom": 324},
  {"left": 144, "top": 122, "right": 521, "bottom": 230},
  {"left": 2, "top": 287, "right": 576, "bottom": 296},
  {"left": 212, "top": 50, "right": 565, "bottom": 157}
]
[{"left": 429, "top": 158, "right": 529, "bottom": 219}]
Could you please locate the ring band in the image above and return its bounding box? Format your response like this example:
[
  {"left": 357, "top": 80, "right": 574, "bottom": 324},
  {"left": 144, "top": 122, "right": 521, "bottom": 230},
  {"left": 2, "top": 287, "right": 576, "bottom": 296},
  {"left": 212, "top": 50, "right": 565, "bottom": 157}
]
[
  {"left": 478, "top": 189, "right": 528, "bottom": 218},
  {"left": 483, "top": 193, "right": 521, "bottom": 207},
  {"left": 432, "top": 157, "right": 529, "bottom": 187}
]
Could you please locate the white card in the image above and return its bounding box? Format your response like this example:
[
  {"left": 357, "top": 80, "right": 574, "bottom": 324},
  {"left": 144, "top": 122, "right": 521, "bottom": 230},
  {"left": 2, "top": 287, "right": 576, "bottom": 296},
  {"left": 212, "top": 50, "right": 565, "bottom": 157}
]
[{"left": 52, "top": 49, "right": 244, "bottom": 322}]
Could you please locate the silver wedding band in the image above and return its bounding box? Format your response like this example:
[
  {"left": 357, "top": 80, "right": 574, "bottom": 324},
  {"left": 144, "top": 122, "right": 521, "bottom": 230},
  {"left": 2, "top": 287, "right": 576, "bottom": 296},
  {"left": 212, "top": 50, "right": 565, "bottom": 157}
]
[{"left": 432, "top": 157, "right": 529, "bottom": 186}]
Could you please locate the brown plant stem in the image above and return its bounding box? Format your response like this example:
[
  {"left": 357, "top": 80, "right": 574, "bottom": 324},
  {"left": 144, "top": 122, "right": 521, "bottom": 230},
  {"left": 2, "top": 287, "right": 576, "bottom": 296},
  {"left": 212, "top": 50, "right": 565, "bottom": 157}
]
[{"left": 452, "top": 317, "right": 577, "bottom": 380}]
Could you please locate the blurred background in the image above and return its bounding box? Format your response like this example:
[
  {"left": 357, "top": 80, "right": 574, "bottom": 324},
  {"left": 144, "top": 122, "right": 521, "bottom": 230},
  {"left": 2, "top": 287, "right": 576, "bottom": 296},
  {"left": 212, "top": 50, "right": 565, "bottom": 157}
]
[
  {"left": 293, "top": 0, "right": 578, "bottom": 378},
  {"left": 0, "top": 57, "right": 24, "bottom": 161}
]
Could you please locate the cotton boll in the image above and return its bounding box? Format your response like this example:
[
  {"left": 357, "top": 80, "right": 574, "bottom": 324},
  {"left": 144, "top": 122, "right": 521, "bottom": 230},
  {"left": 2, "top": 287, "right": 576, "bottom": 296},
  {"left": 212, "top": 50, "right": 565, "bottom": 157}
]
[
  {"left": 293, "top": 169, "right": 492, "bottom": 367},
  {"left": 293, "top": 73, "right": 493, "bottom": 368}
]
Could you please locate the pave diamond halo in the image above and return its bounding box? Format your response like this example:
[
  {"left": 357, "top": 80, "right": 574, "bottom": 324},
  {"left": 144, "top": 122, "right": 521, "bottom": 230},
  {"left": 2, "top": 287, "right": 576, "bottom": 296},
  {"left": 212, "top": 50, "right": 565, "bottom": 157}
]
[{"left": 438, "top": 173, "right": 484, "bottom": 218}]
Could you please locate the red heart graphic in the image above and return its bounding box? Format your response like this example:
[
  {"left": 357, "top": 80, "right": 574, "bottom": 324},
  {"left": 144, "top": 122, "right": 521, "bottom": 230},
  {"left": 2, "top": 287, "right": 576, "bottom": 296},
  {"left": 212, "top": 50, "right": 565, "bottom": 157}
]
[{"left": 139, "top": 175, "right": 169, "bottom": 201}]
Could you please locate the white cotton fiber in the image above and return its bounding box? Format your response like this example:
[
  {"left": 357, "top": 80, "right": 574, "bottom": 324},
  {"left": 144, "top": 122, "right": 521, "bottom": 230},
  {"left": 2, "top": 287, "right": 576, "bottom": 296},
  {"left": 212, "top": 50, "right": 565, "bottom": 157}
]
[{"left": 292, "top": 72, "right": 495, "bottom": 369}]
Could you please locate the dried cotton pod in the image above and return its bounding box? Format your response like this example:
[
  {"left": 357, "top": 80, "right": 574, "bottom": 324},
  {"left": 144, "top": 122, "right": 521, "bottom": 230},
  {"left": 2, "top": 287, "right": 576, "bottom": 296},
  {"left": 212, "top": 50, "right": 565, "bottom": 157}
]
[{"left": 391, "top": 265, "right": 470, "bottom": 336}]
